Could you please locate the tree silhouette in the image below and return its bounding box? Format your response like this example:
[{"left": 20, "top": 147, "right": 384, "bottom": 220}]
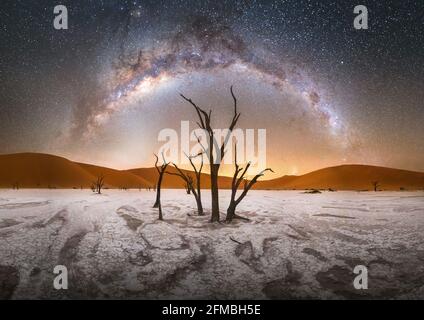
[
  {"left": 180, "top": 86, "right": 240, "bottom": 222},
  {"left": 92, "top": 175, "right": 105, "bottom": 194},
  {"left": 153, "top": 153, "right": 169, "bottom": 220},
  {"left": 167, "top": 152, "right": 204, "bottom": 216},
  {"left": 186, "top": 151, "right": 204, "bottom": 215},
  {"left": 371, "top": 181, "right": 380, "bottom": 192},
  {"left": 226, "top": 145, "right": 273, "bottom": 222}
]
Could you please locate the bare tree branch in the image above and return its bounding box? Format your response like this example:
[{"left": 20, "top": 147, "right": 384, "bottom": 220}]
[
  {"left": 226, "top": 143, "right": 274, "bottom": 222},
  {"left": 180, "top": 94, "right": 208, "bottom": 130},
  {"left": 193, "top": 131, "right": 209, "bottom": 158},
  {"left": 154, "top": 154, "right": 161, "bottom": 174},
  {"left": 167, "top": 161, "right": 204, "bottom": 215}
]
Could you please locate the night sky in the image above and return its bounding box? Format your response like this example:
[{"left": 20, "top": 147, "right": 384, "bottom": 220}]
[{"left": 0, "top": 0, "right": 423, "bottom": 176}]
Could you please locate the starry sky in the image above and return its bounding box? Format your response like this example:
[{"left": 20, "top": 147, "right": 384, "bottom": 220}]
[{"left": 0, "top": 0, "right": 423, "bottom": 177}]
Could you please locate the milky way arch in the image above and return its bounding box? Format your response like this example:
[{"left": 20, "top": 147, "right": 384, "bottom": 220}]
[{"left": 72, "top": 16, "right": 346, "bottom": 145}]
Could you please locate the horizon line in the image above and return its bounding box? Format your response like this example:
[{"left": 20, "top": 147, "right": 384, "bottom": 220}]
[{"left": 1, "top": 151, "right": 424, "bottom": 181}]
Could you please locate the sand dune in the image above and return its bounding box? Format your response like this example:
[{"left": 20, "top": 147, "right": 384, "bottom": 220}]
[
  {"left": 256, "top": 164, "right": 424, "bottom": 191},
  {"left": 0, "top": 153, "right": 231, "bottom": 189},
  {"left": 0, "top": 153, "right": 95, "bottom": 189},
  {"left": 77, "top": 163, "right": 151, "bottom": 189},
  {"left": 0, "top": 153, "right": 149, "bottom": 189},
  {"left": 0, "top": 153, "right": 423, "bottom": 190}
]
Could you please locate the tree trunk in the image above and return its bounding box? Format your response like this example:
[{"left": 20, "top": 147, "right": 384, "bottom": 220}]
[
  {"left": 153, "top": 173, "right": 163, "bottom": 208},
  {"left": 210, "top": 164, "right": 220, "bottom": 222},
  {"left": 158, "top": 203, "right": 163, "bottom": 220},
  {"left": 184, "top": 181, "right": 191, "bottom": 194},
  {"left": 195, "top": 195, "right": 204, "bottom": 216},
  {"left": 196, "top": 181, "right": 203, "bottom": 215},
  {"left": 226, "top": 202, "right": 236, "bottom": 222}
]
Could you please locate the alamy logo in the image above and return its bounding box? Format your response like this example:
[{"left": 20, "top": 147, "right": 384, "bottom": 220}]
[
  {"left": 353, "top": 265, "right": 368, "bottom": 289},
  {"left": 53, "top": 5, "right": 68, "bottom": 30},
  {"left": 157, "top": 121, "right": 267, "bottom": 174},
  {"left": 53, "top": 265, "right": 68, "bottom": 290},
  {"left": 353, "top": 5, "right": 368, "bottom": 30}
]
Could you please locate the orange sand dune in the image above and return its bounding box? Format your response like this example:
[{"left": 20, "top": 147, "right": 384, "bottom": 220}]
[
  {"left": 76, "top": 163, "right": 151, "bottom": 189},
  {"left": 0, "top": 153, "right": 423, "bottom": 190},
  {"left": 0, "top": 153, "right": 95, "bottom": 188},
  {"left": 0, "top": 153, "right": 149, "bottom": 189},
  {"left": 255, "top": 164, "right": 424, "bottom": 191}
]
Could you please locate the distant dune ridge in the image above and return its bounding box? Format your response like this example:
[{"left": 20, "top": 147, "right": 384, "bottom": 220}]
[
  {"left": 0, "top": 153, "right": 423, "bottom": 190},
  {"left": 0, "top": 153, "right": 231, "bottom": 189},
  {"left": 0, "top": 153, "right": 150, "bottom": 189},
  {"left": 255, "top": 165, "right": 424, "bottom": 191}
]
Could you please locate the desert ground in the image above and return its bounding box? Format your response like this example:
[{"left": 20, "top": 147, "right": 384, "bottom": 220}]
[{"left": 0, "top": 189, "right": 424, "bottom": 299}]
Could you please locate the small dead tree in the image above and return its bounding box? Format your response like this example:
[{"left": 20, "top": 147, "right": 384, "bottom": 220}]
[
  {"left": 372, "top": 181, "right": 380, "bottom": 192},
  {"left": 187, "top": 151, "right": 204, "bottom": 215},
  {"left": 153, "top": 153, "right": 169, "bottom": 220},
  {"left": 226, "top": 145, "right": 273, "bottom": 222},
  {"left": 180, "top": 86, "right": 240, "bottom": 222},
  {"left": 92, "top": 175, "right": 105, "bottom": 194},
  {"left": 167, "top": 152, "right": 204, "bottom": 216}
]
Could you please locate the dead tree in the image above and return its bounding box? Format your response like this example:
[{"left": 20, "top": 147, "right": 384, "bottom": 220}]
[
  {"left": 180, "top": 86, "right": 240, "bottom": 222},
  {"left": 153, "top": 153, "right": 169, "bottom": 220},
  {"left": 226, "top": 145, "right": 273, "bottom": 222},
  {"left": 167, "top": 152, "right": 204, "bottom": 216},
  {"left": 372, "top": 181, "right": 380, "bottom": 192},
  {"left": 92, "top": 175, "right": 105, "bottom": 194},
  {"left": 186, "top": 151, "right": 204, "bottom": 215}
]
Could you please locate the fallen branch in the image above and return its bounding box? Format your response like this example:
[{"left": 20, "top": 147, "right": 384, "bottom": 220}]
[{"left": 229, "top": 236, "right": 243, "bottom": 244}]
